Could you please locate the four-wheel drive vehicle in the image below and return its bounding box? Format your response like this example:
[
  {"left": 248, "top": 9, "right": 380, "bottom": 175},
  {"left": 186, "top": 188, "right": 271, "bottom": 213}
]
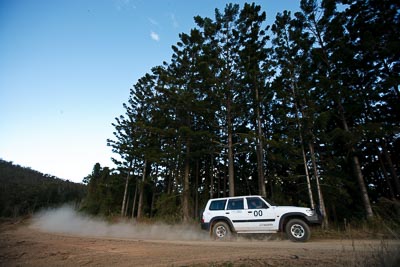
[{"left": 201, "top": 195, "right": 322, "bottom": 242}]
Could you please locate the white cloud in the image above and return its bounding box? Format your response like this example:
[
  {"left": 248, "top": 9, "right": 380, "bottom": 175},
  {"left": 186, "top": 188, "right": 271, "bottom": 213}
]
[
  {"left": 148, "top": 17, "right": 159, "bottom": 26},
  {"left": 114, "top": 0, "right": 135, "bottom": 11},
  {"left": 170, "top": 13, "right": 179, "bottom": 28},
  {"left": 150, "top": 31, "right": 160, "bottom": 41}
]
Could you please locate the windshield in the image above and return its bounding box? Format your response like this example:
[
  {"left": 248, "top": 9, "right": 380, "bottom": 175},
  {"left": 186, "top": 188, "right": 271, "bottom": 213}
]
[{"left": 262, "top": 197, "right": 277, "bottom": 206}]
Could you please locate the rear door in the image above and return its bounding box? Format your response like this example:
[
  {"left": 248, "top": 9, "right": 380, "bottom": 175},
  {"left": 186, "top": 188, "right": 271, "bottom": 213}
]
[{"left": 225, "top": 198, "right": 247, "bottom": 231}]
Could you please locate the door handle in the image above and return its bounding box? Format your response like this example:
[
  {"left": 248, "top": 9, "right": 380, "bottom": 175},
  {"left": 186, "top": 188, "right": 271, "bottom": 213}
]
[
  {"left": 225, "top": 212, "right": 230, "bottom": 214},
  {"left": 248, "top": 211, "right": 253, "bottom": 213}
]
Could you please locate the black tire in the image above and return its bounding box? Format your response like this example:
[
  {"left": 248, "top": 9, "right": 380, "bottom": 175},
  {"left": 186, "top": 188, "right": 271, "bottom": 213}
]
[
  {"left": 285, "top": 219, "right": 310, "bottom": 242},
  {"left": 212, "top": 221, "right": 231, "bottom": 241}
]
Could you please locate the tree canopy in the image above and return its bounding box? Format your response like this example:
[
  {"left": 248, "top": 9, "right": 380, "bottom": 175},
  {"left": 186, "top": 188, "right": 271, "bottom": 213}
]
[{"left": 101, "top": 0, "right": 399, "bottom": 224}]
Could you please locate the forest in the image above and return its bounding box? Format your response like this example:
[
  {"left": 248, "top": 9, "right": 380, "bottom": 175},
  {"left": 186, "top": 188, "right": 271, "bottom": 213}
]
[
  {"left": 0, "top": 159, "right": 86, "bottom": 217},
  {"left": 81, "top": 0, "right": 400, "bottom": 226}
]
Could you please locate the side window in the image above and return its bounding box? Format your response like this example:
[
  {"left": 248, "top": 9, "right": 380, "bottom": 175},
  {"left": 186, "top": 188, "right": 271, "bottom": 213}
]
[
  {"left": 247, "top": 197, "right": 268, "bottom": 209},
  {"left": 227, "top": 198, "right": 244, "bottom": 210},
  {"left": 209, "top": 200, "right": 227, "bottom": 210}
]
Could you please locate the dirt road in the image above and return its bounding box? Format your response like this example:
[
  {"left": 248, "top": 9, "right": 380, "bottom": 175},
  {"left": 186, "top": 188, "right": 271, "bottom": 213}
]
[{"left": 1, "top": 219, "right": 399, "bottom": 267}]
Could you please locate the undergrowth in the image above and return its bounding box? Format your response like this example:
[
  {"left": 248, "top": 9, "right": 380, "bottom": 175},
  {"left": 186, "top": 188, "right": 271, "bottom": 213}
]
[{"left": 312, "top": 215, "right": 400, "bottom": 240}]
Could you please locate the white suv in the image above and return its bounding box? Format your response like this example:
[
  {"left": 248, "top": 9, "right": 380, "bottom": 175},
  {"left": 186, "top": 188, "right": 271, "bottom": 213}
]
[{"left": 201, "top": 195, "right": 322, "bottom": 242}]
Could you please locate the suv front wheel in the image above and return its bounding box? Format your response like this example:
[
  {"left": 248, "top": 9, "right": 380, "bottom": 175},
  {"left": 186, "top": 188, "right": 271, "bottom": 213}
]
[
  {"left": 285, "top": 219, "right": 310, "bottom": 242},
  {"left": 212, "top": 221, "right": 231, "bottom": 241}
]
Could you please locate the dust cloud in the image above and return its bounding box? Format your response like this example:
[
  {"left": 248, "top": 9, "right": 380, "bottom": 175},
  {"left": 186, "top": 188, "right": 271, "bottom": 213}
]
[{"left": 30, "top": 205, "right": 209, "bottom": 241}]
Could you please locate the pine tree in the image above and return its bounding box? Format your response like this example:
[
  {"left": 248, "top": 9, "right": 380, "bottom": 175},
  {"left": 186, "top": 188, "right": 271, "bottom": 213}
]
[
  {"left": 236, "top": 3, "right": 272, "bottom": 197},
  {"left": 297, "top": 0, "right": 374, "bottom": 218}
]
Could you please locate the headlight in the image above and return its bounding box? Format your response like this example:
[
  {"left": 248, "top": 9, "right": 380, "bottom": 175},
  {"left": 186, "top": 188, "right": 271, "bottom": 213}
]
[{"left": 305, "top": 209, "right": 314, "bottom": 216}]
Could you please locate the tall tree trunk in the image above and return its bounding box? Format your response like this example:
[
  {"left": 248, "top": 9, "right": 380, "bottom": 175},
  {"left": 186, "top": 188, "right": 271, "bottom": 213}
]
[
  {"left": 381, "top": 139, "right": 400, "bottom": 197},
  {"left": 137, "top": 159, "right": 147, "bottom": 220},
  {"left": 224, "top": 162, "right": 228, "bottom": 197},
  {"left": 150, "top": 189, "right": 156, "bottom": 217},
  {"left": 210, "top": 153, "right": 214, "bottom": 199},
  {"left": 301, "top": 143, "right": 315, "bottom": 210},
  {"left": 131, "top": 182, "right": 138, "bottom": 219},
  {"left": 352, "top": 152, "right": 374, "bottom": 218},
  {"left": 339, "top": 105, "right": 374, "bottom": 219},
  {"left": 227, "top": 98, "right": 235, "bottom": 197},
  {"left": 120, "top": 161, "right": 133, "bottom": 217},
  {"left": 150, "top": 165, "right": 159, "bottom": 218},
  {"left": 255, "top": 85, "right": 266, "bottom": 197},
  {"left": 167, "top": 167, "right": 172, "bottom": 195},
  {"left": 182, "top": 142, "right": 191, "bottom": 223},
  {"left": 256, "top": 138, "right": 265, "bottom": 197},
  {"left": 194, "top": 160, "right": 199, "bottom": 219},
  {"left": 291, "top": 81, "right": 315, "bottom": 210},
  {"left": 379, "top": 155, "right": 395, "bottom": 199},
  {"left": 124, "top": 193, "right": 130, "bottom": 216},
  {"left": 309, "top": 142, "right": 328, "bottom": 227},
  {"left": 166, "top": 156, "right": 174, "bottom": 194},
  {"left": 217, "top": 159, "right": 221, "bottom": 198}
]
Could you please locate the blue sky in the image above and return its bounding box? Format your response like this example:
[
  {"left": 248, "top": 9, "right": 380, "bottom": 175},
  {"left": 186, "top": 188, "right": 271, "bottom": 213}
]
[{"left": 0, "top": 0, "right": 300, "bottom": 183}]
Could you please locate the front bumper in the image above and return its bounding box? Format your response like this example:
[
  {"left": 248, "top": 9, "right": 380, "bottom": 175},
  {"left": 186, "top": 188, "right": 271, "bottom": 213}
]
[{"left": 305, "top": 213, "right": 323, "bottom": 225}]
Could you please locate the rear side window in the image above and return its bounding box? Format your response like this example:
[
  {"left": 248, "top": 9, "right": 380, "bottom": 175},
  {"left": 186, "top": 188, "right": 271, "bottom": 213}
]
[
  {"left": 209, "top": 200, "right": 227, "bottom": 210},
  {"left": 227, "top": 198, "right": 244, "bottom": 210}
]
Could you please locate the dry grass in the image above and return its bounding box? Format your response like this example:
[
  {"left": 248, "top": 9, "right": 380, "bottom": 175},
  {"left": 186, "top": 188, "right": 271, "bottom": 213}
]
[{"left": 311, "top": 219, "right": 400, "bottom": 267}]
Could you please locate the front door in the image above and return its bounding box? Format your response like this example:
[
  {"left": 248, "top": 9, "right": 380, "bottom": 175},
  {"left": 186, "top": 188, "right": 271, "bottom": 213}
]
[{"left": 244, "top": 197, "right": 276, "bottom": 231}]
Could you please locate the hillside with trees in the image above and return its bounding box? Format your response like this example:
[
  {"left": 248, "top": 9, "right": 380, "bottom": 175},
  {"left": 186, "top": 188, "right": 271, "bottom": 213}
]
[
  {"left": 0, "top": 159, "right": 86, "bottom": 217},
  {"left": 82, "top": 0, "right": 399, "bottom": 226}
]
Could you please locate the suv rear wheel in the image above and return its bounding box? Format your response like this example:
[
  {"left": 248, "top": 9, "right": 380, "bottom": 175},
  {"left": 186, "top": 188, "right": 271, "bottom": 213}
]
[
  {"left": 285, "top": 219, "right": 310, "bottom": 242},
  {"left": 212, "top": 221, "right": 231, "bottom": 241}
]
